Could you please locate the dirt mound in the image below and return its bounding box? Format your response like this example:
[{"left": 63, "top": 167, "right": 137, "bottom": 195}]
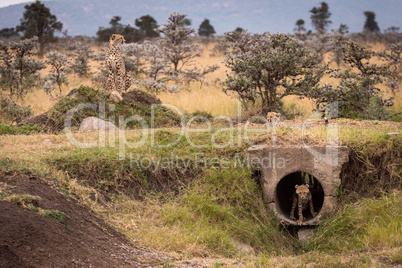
[
  {"left": 19, "top": 112, "right": 59, "bottom": 133},
  {"left": 0, "top": 172, "right": 170, "bottom": 267},
  {"left": 122, "top": 90, "right": 161, "bottom": 106},
  {"left": 18, "top": 86, "right": 180, "bottom": 133}
]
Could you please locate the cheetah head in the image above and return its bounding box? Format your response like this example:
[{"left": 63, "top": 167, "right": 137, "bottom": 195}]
[
  {"left": 295, "top": 184, "right": 310, "bottom": 199},
  {"left": 110, "top": 34, "right": 126, "bottom": 45}
]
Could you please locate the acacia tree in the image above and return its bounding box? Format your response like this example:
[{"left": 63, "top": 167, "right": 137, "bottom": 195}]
[
  {"left": 338, "top": 24, "right": 349, "bottom": 34},
  {"left": 16, "top": 0, "right": 63, "bottom": 57},
  {"left": 0, "top": 38, "right": 44, "bottom": 98},
  {"left": 158, "top": 13, "right": 201, "bottom": 74},
  {"left": 0, "top": 28, "right": 19, "bottom": 38},
  {"left": 96, "top": 16, "right": 142, "bottom": 43},
  {"left": 224, "top": 31, "right": 325, "bottom": 114},
  {"left": 363, "top": 11, "right": 380, "bottom": 33},
  {"left": 310, "top": 2, "right": 332, "bottom": 34},
  {"left": 135, "top": 15, "right": 159, "bottom": 38},
  {"left": 383, "top": 42, "right": 402, "bottom": 94},
  {"left": 310, "top": 40, "right": 396, "bottom": 119},
  {"left": 141, "top": 40, "right": 170, "bottom": 80},
  {"left": 198, "top": 19, "right": 216, "bottom": 37},
  {"left": 0, "top": 41, "right": 16, "bottom": 91},
  {"left": 331, "top": 25, "right": 349, "bottom": 68},
  {"left": 12, "top": 38, "right": 45, "bottom": 97},
  {"left": 66, "top": 42, "right": 94, "bottom": 77},
  {"left": 45, "top": 52, "right": 70, "bottom": 95},
  {"left": 120, "top": 43, "right": 145, "bottom": 76},
  {"left": 294, "top": 19, "right": 306, "bottom": 32}
]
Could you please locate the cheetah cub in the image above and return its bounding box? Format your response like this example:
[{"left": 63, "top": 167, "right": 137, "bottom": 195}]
[
  {"left": 106, "top": 34, "right": 131, "bottom": 92},
  {"left": 290, "top": 184, "right": 317, "bottom": 225},
  {"left": 266, "top": 112, "right": 281, "bottom": 122}
]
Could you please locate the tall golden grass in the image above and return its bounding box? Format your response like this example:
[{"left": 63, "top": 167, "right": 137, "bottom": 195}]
[{"left": 7, "top": 41, "right": 402, "bottom": 117}]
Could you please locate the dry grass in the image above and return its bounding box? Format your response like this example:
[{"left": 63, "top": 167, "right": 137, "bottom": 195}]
[
  {"left": 0, "top": 119, "right": 401, "bottom": 266},
  {"left": 6, "top": 41, "right": 402, "bottom": 119},
  {"left": 157, "top": 42, "right": 240, "bottom": 117},
  {"left": 158, "top": 84, "right": 240, "bottom": 117}
]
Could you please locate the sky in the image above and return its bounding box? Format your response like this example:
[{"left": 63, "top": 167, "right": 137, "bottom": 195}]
[
  {"left": 1, "top": 0, "right": 401, "bottom": 36},
  {"left": 0, "top": 0, "right": 31, "bottom": 8},
  {"left": 0, "top": 0, "right": 46, "bottom": 8}
]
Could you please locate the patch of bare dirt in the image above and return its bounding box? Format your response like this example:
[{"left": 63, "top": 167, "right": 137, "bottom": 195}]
[{"left": 0, "top": 172, "right": 171, "bottom": 267}]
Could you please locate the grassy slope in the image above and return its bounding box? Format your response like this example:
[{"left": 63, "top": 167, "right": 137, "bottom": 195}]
[
  {"left": 0, "top": 120, "right": 401, "bottom": 267},
  {"left": 0, "top": 41, "right": 401, "bottom": 266}
]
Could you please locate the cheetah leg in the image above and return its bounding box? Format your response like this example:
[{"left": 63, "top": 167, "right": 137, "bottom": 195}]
[
  {"left": 290, "top": 196, "right": 297, "bottom": 220},
  {"left": 124, "top": 72, "right": 131, "bottom": 91},
  {"left": 116, "top": 68, "right": 124, "bottom": 93},
  {"left": 107, "top": 67, "right": 116, "bottom": 92},
  {"left": 297, "top": 198, "right": 303, "bottom": 225},
  {"left": 309, "top": 198, "right": 317, "bottom": 217}
]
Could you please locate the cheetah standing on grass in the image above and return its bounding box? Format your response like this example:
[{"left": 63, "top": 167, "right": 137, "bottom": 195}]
[{"left": 106, "top": 34, "right": 131, "bottom": 92}]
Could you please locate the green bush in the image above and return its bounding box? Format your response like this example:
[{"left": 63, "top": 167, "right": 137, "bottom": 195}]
[
  {"left": 0, "top": 98, "right": 33, "bottom": 120},
  {"left": 0, "top": 123, "right": 44, "bottom": 135},
  {"left": 43, "top": 209, "right": 67, "bottom": 224}
]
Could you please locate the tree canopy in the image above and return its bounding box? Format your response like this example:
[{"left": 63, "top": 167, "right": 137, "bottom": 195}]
[
  {"left": 309, "top": 40, "right": 397, "bottom": 119},
  {"left": 0, "top": 28, "right": 19, "bottom": 38},
  {"left": 295, "top": 19, "right": 306, "bottom": 32},
  {"left": 310, "top": 2, "right": 332, "bottom": 33},
  {"left": 224, "top": 31, "right": 324, "bottom": 114},
  {"left": 158, "top": 13, "right": 199, "bottom": 73},
  {"left": 16, "top": 0, "right": 63, "bottom": 57},
  {"left": 135, "top": 15, "right": 159, "bottom": 38},
  {"left": 96, "top": 16, "right": 142, "bottom": 43},
  {"left": 198, "top": 19, "right": 216, "bottom": 37},
  {"left": 363, "top": 11, "right": 380, "bottom": 33}
]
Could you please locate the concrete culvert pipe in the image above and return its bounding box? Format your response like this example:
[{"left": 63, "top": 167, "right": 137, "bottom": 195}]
[
  {"left": 247, "top": 145, "right": 349, "bottom": 226},
  {"left": 275, "top": 172, "right": 324, "bottom": 224}
]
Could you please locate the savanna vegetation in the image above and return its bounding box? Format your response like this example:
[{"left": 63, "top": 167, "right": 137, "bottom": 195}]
[{"left": 0, "top": 1, "right": 401, "bottom": 267}]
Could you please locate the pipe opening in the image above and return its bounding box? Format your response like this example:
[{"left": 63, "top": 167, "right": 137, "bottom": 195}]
[{"left": 275, "top": 171, "right": 324, "bottom": 222}]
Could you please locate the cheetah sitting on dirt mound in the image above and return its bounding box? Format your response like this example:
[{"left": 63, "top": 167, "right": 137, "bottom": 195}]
[{"left": 106, "top": 34, "right": 131, "bottom": 92}]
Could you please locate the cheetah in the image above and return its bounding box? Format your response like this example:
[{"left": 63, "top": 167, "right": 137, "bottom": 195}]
[
  {"left": 290, "top": 184, "right": 317, "bottom": 225},
  {"left": 267, "top": 112, "right": 281, "bottom": 122},
  {"left": 106, "top": 34, "right": 131, "bottom": 92}
]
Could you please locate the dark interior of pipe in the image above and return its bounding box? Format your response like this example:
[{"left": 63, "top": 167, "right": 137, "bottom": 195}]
[{"left": 275, "top": 171, "right": 324, "bottom": 221}]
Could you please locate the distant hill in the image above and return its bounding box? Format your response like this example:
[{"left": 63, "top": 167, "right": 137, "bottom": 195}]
[{"left": 0, "top": 0, "right": 401, "bottom": 36}]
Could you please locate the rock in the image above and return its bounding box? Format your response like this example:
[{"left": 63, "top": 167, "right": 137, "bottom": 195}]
[
  {"left": 298, "top": 228, "right": 314, "bottom": 248},
  {"left": 42, "top": 139, "right": 52, "bottom": 145},
  {"left": 110, "top": 90, "right": 123, "bottom": 103},
  {"left": 387, "top": 132, "right": 399, "bottom": 136},
  {"left": 79, "top": 117, "right": 117, "bottom": 132},
  {"left": 235, "top": 241, "right": 254, "bottom": 255}
]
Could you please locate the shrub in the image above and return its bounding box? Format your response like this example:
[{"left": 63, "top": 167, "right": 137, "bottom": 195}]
[
  {"left": 0, "top": 38, "right": 45, "bottom": 98},
  {"left": 0, "top": 123, "right": 44, "bottom": 135},
  {"left": 43, "top": 209, "right": 67, "bottom": 224},
  {"left": 310, "top": 40, "right": 398, "bottom": 120},
  {"left": 1, "top": 98, "right": 32, "bottom": 120},
  {"left": 223, "top": 31, "right": 325, "bottom": 115}
]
